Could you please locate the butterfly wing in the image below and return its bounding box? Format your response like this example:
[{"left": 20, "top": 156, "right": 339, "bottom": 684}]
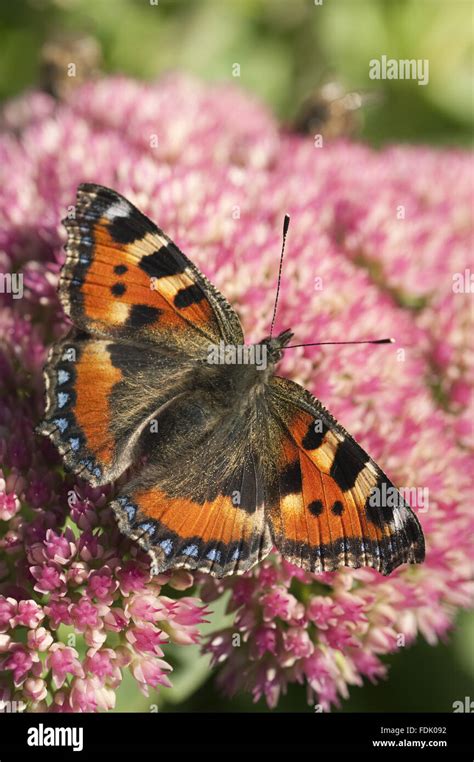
[
  {"left": 60, "top": 183, "right": 244, "bottom": 350},
  {"left": 39, "top": 184, "right": 245, "bottom": 484},
  {"left": 265, "top": 376, "right": 425, "bottom": 575},
  {"left": 37, "top": 330, "right": 196, "bottom": 485},
  {"left": 110, "top": 393, "right": 272, "bottom": 576}
]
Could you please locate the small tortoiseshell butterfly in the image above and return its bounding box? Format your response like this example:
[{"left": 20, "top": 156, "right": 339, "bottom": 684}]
[{"left": 38, "top": 184, "right": 425, "bottom": 577}]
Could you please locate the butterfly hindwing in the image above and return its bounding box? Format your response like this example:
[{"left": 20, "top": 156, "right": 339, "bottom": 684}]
[
  {"left": 266, "top": 376, "right": 425, "bottom": 575},
  {"left": 60, "top": 183, "right": 244, "bottom": 351},
  {"left": 37, "top": 330, "right": 196, "bottom": 485},
  {"left": 112, "top": 424, "right": 272, "bottom": 577},
  {"left": 110, "top": 393, "right": 272, "bottom": 576}
]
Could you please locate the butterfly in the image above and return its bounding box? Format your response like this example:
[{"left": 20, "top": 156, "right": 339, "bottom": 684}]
[{"left": 37, "top": 184, "right": 425, "bottom": 577}]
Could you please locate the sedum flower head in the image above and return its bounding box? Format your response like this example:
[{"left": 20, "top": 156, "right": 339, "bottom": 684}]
[{"left": 0, "top": 74, "right": 472, "bottom": 711}]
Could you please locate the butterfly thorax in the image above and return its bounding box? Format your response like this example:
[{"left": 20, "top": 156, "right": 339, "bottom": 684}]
[{"left": 198, "top": 328, "right": 294, "bottom": 401}]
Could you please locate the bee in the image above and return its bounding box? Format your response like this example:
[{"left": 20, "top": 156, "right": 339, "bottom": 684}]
[
  {"left": 292, "top": 80, "right": 380, "bottom": 140},
  {"left": 40, "top": 32, "right": 102, "bottom": 100}
]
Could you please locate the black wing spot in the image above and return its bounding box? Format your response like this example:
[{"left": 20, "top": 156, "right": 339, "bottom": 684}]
[
  {"left": 107, "top": 210, "right": 155, "bottom": 244},
  {"left": 302, "top": 419, "right": 329, "bottom": 449},
  {"left": 127, "top": 304, "right": 161, "bottom": 328},
  {"left": 330, "top": 438, "right": 367, "bottom": 491},
  {"left": 174, "top": 284, "right": 205, "bottom": 309},
  {"left": 365, "top": 476, "right": 396, "bottom": 525},
  {"left": 111, "top": 282, "right": 126, "bottom": 297},
  {"left": 114, "top": 264, "right": 128, "bottom": 275},
  {"left": 308, "top": 499, "right": 324, "bottom": 516},
  {"left": 140, "top": 248, "right": 186, "bottom": 279},
  {"left": 280, "top": 461, "right": 302, "bottom": 496},
  {"left": 331, "top": 500, "right": 344, "bottom": 516}
]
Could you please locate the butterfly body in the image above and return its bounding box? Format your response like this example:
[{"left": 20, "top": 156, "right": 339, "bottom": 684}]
[{"left": 38, "top": 184, "right": 425, "bottom": 577}]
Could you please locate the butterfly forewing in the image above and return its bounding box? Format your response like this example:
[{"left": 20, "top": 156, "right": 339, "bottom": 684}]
[{"left": 60, "top": 183, "right": 244, "bottom": 350}]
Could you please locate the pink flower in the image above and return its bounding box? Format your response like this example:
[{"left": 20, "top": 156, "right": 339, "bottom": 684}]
[
  {"left": 87, "top": 568, "right": 118, "bottom": 603},
  {"left": 84, "top": 649, "right": 121, "bottom": 687},
  {"left": 66, "top": 562, "right": 90, "bottom": 586},
  {"left": 43, "top": 529, "right": 76, "bottom": 564},
  {"left": 23, "top": 677, "right": 48, "bottom": 703},
  {"left": 50, "top": 691, "right": 74, "bottom": 713},
  {"left": 251, "top": 665, "right": 282, "bottom": 709},
  {"left": 260, "top": 588, "right": 303, "bottom": 623},
  {"left": 170, "top": 597, "right": 209, "bottom": 626},
  {"left": 30, "top": 564, "right": 65, "bottom": 594},
  {"left": 27, "top": 626, "right": 54, "bottom": 652},
  {"left": 0, "top": 597, "right": 16, "bottom": 631},
  {"left": 164, "top": 597, "right": 209, "bottom": 645},
  {"left": 44, "top": 599, "right": 73, "bottom": 629},
  {"left": 103, "top": 608, "right": 128, "bottom": 633},
  {"left": 306, "top": 597, "right": 339, "bottom": 629},
  {"left": 117, "top": 561, "right": 151, "bottom": 595},
  {"left": 0, "top": 489, "right": 21, "bottom": 521},
  {"left": 282, "top": 628, "right": 314, "bottom": 662},
  {"left": 303, "top": 649, "right": 342, "bottom": 711},
  {"left": 3, "top": 645, "right": 36, "bottom": 686},
  {"left": 125, "top": 593, "right": 169, "bottom": 624},
  {"left": 69, "top": 493, "right": 99, "bottom": 530},
  {"left": 14, "top": 599, "right": 44, "bottom": 628},
  {"left": 84, "top": 628, "right": 108, "bottom": 651},
  {"left": 0, "top": 633, "right": 11, "bottom": 651},
  {"left": 69, "top": 676, "right": 115, "bottom": 712},
  {"left": 46, "top": 644, "right": 85, "bottom": 689},
  {"left": 254, "top": 627, "right": 278, "bottom": 658},
  {"left": 77, "top": 531, "right": 103, "bottom": 562},
  {"left": 70, "top": 598, "right": 101, "bottom": 632},
  {"left": 131, "top": 655, "right": 173, "bottom": 696},
  {"left": 126, "top": 625, "right": 168, "bottom": 655}
]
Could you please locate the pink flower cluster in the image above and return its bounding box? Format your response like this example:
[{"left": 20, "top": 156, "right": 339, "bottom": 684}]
[
  {"left": 0, "top": 74, "right": 472, "bottom": 711},
  {"left": 0, "top": 459, "right": 207, "bottom": 712},
  {"left": 0, "top": 278, "right": 208, "bottom": 711}
]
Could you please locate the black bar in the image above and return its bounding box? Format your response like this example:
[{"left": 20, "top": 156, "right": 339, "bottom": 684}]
[{"left": 0, "top": 712, "right": 471, "bottom": 756}]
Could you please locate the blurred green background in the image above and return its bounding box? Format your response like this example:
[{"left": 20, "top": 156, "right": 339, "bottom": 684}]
[
  {"left": 0, "top": 0, "right": 473, "bottom": 144},
  {"left": 0, "top": 0, "right": 472, "bottom": 712}
]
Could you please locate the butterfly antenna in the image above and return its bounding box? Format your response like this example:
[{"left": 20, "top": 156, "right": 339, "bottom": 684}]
[
  {"left": 284, "top": 338, "right": 395, "bottom": 349},
  {"left": 269, "top": 214, "right": 290, "bottom": 338}
]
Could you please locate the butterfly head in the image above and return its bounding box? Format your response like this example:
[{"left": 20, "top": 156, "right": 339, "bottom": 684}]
[{"left": 261, "top": 328, "right": 294, "bottom": 363}]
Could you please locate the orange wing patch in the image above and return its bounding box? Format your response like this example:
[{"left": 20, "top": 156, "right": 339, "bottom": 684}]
[
  {"left": 37, "top": 328, "right": 200, "bottom": 491},
  {"left": 132, "top": 487, "right": 259, "bottom": 544},
  {"left": 37, "top": 336, "right": 125, "bottom": 486},
  {"left": 268, "top": 379, "right": 425, "bottom": 574},
  {"left": 112, "top": 483, "right": 273, "bottom": 577},
  {"left": 267, "top": 432, "right": 383, "bottom": 572},
  {"left": 76, "top": 224, "right": 218, "bottom": 337},
  {"left": 60, "top": 184, "right": 230, "bottom": 349},
  {"left": 73, "top": 341, "right": 121, "bottom": 467}
]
